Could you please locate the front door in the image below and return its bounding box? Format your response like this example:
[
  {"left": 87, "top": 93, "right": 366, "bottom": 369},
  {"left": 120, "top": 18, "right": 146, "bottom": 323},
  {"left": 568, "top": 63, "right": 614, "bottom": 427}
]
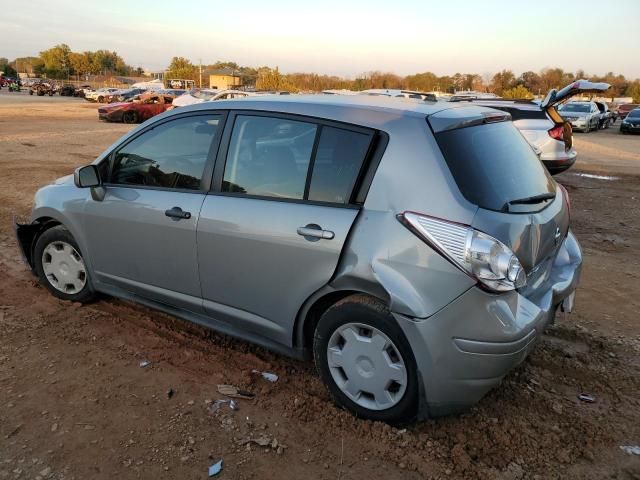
[
  {"left": 197, "top": 113, "right": 374, "bottom": 346},
  {"left": 82, "top": 113, "right": 224, "bottom": 312}
]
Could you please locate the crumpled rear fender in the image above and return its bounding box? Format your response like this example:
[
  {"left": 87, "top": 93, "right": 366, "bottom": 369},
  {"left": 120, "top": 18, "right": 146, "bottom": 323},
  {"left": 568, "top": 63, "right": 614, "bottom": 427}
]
[{"left": 330, "top": 210, "right": 475, "bottom": 319}]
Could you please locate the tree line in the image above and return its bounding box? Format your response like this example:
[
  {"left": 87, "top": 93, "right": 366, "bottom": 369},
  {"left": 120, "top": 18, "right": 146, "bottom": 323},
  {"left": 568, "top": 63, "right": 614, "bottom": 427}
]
[
  {"left": 2, "top": 45, "right": 639, "bottom": 102},
  {"left": 166, "top": 57, "right": 640, "bottom": 102},
  {"left": 1, "top": 44, "right": 141, "bottom": 79}
]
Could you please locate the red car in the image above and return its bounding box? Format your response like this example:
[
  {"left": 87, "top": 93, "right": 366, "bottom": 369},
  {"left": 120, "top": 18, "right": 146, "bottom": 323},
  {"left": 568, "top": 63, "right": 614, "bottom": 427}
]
[
  {"left": 616, "top": 103, "right": 640, "bottom": 120},
  {"left": 98, "top": 93, "right": 175, "bottom": 123}
]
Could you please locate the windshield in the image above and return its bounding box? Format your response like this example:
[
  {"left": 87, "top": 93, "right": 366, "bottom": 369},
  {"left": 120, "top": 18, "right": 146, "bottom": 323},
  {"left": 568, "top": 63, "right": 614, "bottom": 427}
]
[
  {"left": 628, "top": 109, "right": 640, "bottom": 118},
  {"left": 559, "top": 103, "right": 590, "bottom": 113},
  {"left": 434, "top": 121, "right": 555, "bottom": 212}
]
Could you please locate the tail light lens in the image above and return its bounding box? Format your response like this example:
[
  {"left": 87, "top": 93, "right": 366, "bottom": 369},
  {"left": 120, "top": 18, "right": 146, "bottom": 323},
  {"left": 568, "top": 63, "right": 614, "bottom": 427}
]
[
  {"left": 548, "top": 125, "right": 564, "bottom": 140},
  {"left": 399, "top": 212, "right": 526, "bottom": 292}
]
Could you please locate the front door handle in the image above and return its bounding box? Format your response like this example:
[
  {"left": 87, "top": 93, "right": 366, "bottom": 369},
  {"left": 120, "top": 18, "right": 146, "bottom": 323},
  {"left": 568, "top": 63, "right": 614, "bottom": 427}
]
[
  {"left": 165, "top": 207, "right": 191, "bottom": 220},
  {"left": 297, "top": 224, "right": 335, "bottom": 241}
]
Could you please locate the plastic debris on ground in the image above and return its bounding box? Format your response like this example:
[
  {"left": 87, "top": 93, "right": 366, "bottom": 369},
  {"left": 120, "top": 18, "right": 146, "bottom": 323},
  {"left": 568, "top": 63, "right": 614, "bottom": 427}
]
[
  {"left": 251, "top": 369, "right": 279, "bottom": 383},
  {"left": 208, "top": 399, "right": 238, "bottom": 413},
  {"left": 217, "top": 384, "right": 255, "bottom": 399},
  {"left": 139, "top": 360, "right": 150, "bottom": 368},
  {"left": 620, "top": 446, "right": 640, "bottom": 455},
  {"left": 237, "top": 435, "right": 287, "bottom": 452},
  {"left": 578, "top": 393, "right": 596, "bottom": 403},
  {"left": 208, "top": 460, "right": 223, "bottom": 477}
]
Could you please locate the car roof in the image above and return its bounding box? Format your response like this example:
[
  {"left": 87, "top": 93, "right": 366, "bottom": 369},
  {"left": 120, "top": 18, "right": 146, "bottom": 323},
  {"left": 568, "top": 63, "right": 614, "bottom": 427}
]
[{"left": 173, "top": 94, "right": 488, "bottom": 120}]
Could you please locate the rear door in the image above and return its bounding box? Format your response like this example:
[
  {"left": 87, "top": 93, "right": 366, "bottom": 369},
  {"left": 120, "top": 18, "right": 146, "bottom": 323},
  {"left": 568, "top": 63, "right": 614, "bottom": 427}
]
[
  {"left": 197, "top": 112, "right": 375, "bottom": 346},
  {"left": 429, "top": 111, "right": 569, "bottom": 275},
  {"left": 541, "top": 79, "right": 610, "bottom": 124}
]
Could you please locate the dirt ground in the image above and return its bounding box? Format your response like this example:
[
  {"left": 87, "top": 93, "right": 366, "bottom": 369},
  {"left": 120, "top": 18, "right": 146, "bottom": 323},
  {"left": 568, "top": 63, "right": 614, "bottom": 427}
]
[{"left": 1, "top": 91, "right": 639, "bottom": 480}]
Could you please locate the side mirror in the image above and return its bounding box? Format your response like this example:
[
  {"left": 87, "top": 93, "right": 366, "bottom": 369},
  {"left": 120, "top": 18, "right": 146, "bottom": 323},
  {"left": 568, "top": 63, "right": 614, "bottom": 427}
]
[{"left": 74, "top": 165, "right": 101, "bottom": 188}]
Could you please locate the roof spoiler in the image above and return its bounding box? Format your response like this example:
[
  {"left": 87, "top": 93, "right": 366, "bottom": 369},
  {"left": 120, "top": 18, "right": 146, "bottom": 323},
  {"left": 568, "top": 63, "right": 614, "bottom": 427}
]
[{"left": 540, "top": 80, "right": 610, "bottom": 110}]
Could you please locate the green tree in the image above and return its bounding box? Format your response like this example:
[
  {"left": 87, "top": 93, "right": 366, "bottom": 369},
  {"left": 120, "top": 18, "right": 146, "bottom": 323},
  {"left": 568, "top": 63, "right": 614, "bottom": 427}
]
[
  {"left": 626, "top": 81, "right": 640, "bottom": 103},
  {"left": 0, "top": 58, "right": 17, "bottom": 77},
  {"left": 68, "top": 52, "right": 91, "bottom": 77},
  {"left": 255, "top": 67, "right": 297, "bottom": 92},
  {"left": 502, "top": 85, "right": 534, "bottom": 99},
  {"left": 166, "top": 57, "right": 196, "bottom": 80},
  {"left": 490, "top": 70, "right": 516, "bottom": 95},
  {"left": 39, "top": 44, "right": 72, "bottom": 78},
  {"left": 518, "top": 71, "right": 541, "bottom": 94}
]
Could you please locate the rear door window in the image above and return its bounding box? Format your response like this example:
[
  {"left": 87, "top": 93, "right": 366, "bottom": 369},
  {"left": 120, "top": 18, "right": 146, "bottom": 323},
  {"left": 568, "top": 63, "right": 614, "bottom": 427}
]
[
  {"left": 222, "top": 115, "right": 373, "bottom": 204},
  {"left": 222, "top": 115, "right": 316, "bottom": 199},
  {"left": 434, "top": 121, "right": 555, "bottom": 212}
]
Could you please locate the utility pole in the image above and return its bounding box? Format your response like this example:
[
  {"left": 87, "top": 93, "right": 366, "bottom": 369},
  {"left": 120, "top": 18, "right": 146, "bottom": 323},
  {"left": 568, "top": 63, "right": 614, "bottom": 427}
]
[{"left": 199, "top": 58, "right": 202, "bottom": 88}]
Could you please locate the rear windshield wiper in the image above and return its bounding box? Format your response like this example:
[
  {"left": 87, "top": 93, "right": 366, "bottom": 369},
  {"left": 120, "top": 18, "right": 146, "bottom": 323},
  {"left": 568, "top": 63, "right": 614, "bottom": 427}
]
[{"left": 502, "top": 192, "right": 556, "bottom": 211}]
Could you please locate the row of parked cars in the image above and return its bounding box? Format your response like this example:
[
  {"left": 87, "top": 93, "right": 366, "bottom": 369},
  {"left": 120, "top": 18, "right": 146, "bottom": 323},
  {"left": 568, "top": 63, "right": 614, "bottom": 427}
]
[{"left": 96, "top": 88, "right": 265, "bottom": 123}]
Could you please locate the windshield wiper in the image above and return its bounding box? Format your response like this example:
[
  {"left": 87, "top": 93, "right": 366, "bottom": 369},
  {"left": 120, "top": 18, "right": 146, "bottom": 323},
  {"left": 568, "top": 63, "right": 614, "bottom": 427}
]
[{"left": 502, "top": 192, "right": 556, "bottom": 212}]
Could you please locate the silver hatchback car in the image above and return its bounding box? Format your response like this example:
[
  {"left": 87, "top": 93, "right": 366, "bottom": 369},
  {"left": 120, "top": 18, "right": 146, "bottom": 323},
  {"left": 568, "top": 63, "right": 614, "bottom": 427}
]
[{"left": 16, "top": 95, "right": 582, "bottom": 424}]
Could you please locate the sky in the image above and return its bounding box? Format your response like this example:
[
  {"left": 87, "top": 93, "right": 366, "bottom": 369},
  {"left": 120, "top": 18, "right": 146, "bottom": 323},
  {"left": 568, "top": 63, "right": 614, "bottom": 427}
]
[{"left": 2, "top": 0, "right": 639, "bottom": 79}]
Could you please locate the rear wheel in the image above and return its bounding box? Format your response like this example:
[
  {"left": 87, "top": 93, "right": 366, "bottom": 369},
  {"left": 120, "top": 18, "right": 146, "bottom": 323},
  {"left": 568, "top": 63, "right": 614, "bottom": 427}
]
[
  {"left": 97, "top": 96, "right": 104, "bottom": 103},
  {"left": 34, "top": 226, "right": 96, "bottom": 303},
  {"left": 313, "top": 295, "right": 419, "bottom": 424},
  {"left": 122, "top": 111, "right": 138, "bottom": 124}
]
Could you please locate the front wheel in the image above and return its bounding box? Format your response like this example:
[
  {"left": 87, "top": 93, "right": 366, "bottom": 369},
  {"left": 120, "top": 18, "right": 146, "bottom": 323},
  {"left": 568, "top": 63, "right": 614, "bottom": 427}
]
[
  {"left": 313, "top": 295, "right": 419, "bottom": 424},
  {"left": 122, "top": 111, "right": 138, "bottom": 124},
  {"left": 33, "top": 226, "right": 96, "bottom": 303}
]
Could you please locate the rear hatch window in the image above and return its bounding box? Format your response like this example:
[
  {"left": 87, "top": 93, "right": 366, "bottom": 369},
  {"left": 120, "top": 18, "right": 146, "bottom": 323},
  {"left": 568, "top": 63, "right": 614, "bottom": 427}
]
[{"left": 432, "top": 121, "right": 555, "bottom": 212}]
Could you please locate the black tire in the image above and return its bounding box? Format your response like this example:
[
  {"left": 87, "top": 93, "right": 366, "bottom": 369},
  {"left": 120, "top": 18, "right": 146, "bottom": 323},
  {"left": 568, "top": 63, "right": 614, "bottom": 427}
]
[
  {"left": 122, "top": 111, "right": 138, "bottom": 124},
  {"left": 313, "top": 294, "right": 419, "bottom": 425},
  {"left": 97, "top": 96, "right": 104, "bottom": 103},
  {"left": 33, "top": 226, "right": 96, "bottom": 303}
]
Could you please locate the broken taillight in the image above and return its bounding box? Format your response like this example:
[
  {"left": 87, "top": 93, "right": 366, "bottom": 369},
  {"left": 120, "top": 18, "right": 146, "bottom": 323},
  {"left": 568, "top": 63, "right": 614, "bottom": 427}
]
[{"left": 398, "top": 212, "right": 526, "bottom": 292}]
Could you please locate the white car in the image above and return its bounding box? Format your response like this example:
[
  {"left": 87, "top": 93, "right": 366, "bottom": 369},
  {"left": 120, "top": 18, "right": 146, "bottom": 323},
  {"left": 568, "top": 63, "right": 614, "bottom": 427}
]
[
  {"left": 84, "top": 88, "right": 121, "bottom": 103},
  {"left": 169, "top": 89, "right": 251, "bottom": 109}
]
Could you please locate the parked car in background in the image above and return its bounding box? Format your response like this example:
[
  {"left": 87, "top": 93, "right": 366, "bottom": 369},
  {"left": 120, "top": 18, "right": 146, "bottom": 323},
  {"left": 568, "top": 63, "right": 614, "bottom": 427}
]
[
  {"left": 29, "top": 82, "right": 55, "bottom": 96},
  {"left": 74, "top": 85, "right": 94, "bottom": 98},
  {"left": 106, "top": 88, "right": 147, "bottom": 103},
  {"left": 85, "top": 88, "right": 120, "bottom": 103},
  {"left": 455, "top": 80, "right": 610, "bottom": 174},
  {"left": 98, "top": 93, "right": 175, "bottom": 123},
  {"left": 16, "top": 95, "right": 581, "bottom": 423},
  {"left": 594, "top": 101, "right": 614, "bottom": 129},
  {"left": 617, "top": 103, "right": 640, "bottom": 120},
  {"left": 360, "top": 89, "right": 437, "bottom": 101},
  {"left": 170, "top": 89, "right": 251, "bottom": 109},
  {"left": 557, "top": 101, "right": 601, "bottom": 132},
  {"left": 620, "top": 108, "right": 640, "bottom": 134},
  {"left": 58, "top": 84, "right": 76, "bottom": 96}
]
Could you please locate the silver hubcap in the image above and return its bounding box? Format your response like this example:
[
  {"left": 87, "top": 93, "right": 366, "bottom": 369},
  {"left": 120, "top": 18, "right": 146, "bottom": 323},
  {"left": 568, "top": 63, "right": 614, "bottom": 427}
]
[
  {"left": 42, "top": 241, "right": 87, "bottom": 294},
  {"left": 327, "top": 323, "right": 407, "bottom": 411}
]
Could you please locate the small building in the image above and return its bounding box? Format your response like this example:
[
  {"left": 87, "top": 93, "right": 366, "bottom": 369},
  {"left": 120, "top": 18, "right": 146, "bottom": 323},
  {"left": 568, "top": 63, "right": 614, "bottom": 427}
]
[{"left": 208, "top": 68, "right": 241, "bottom": 89}]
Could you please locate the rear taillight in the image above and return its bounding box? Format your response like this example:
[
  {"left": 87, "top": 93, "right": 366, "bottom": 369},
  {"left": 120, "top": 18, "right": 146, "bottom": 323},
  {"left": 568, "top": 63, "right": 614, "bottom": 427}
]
[
  {"left": 398, "top": 212, "right": 526, "bottom": 292},
  {"left": 548, "top": 125, "right": 564, "bottom": 140}
]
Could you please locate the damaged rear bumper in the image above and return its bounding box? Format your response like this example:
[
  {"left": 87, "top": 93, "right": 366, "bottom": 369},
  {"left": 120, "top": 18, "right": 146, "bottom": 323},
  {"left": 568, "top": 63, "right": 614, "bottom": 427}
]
[{"left": 395, "top": 231, "right": 582, "bottom": 418}]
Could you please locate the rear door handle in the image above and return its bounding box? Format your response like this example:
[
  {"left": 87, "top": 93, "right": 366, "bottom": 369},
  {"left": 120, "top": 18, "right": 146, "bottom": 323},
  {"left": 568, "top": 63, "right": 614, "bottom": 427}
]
[
  {"left": 297, "top": 224, "right": 334, "bottom": 240},
  {"left": 165, "top": 206, "right": 191, "bottom": 220}
]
